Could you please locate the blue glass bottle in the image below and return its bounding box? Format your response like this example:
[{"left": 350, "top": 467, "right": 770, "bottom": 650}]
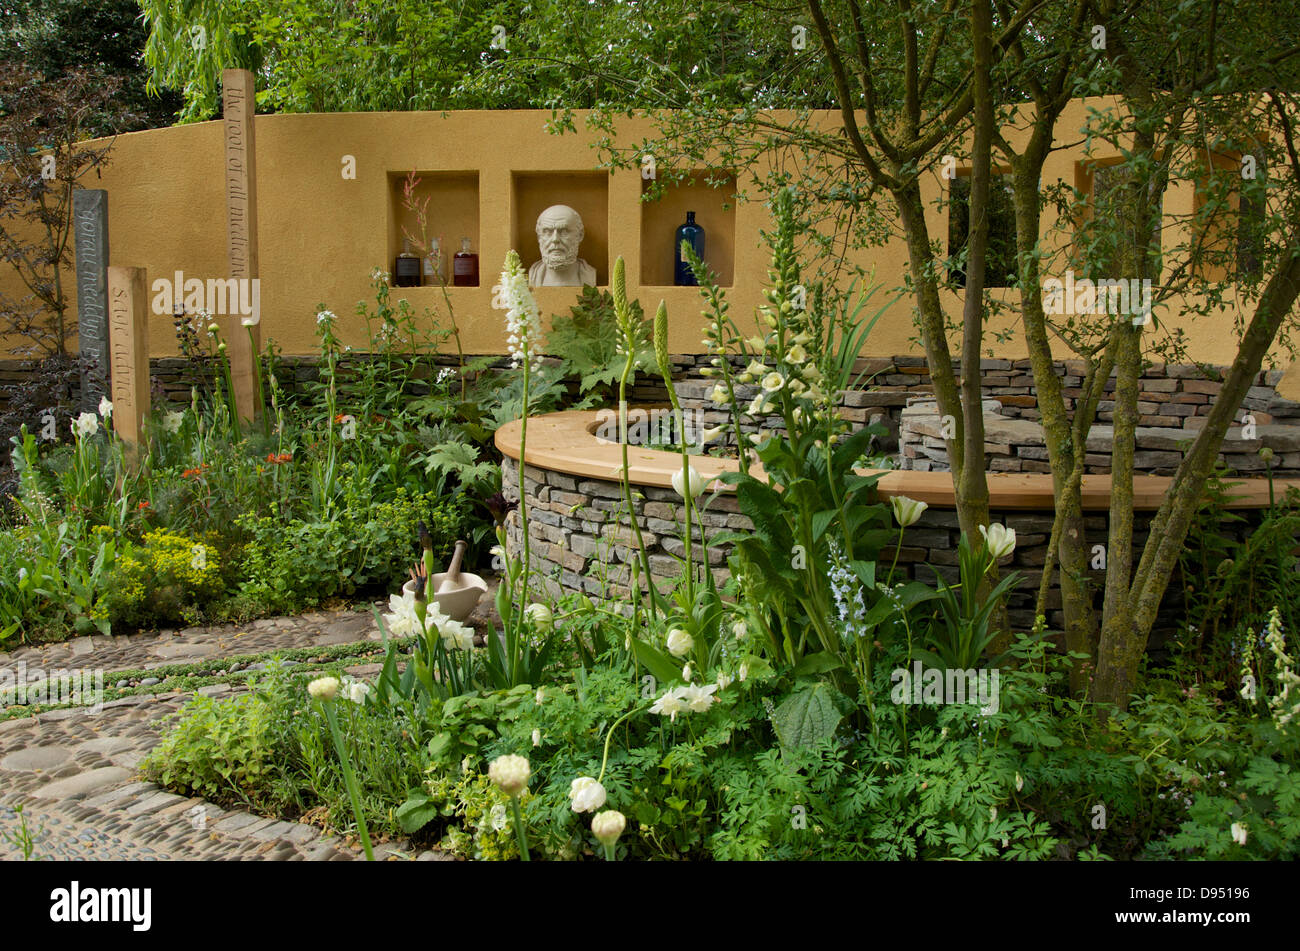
[{"left": 674, "top": 211, "right": 705, "bottom": 286}]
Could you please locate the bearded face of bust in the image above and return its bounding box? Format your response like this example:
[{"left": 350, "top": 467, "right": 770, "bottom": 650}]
[{"left": 535, "top": 207, "right": 584, "bottom": 270}]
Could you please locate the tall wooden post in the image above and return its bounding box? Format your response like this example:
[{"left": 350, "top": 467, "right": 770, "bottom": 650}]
[
  {"left": 222, "top": 68, "right": 262, "bottom": 424},
  {"left": 107, "top": 266, "right": 150, "bottom": 448}
]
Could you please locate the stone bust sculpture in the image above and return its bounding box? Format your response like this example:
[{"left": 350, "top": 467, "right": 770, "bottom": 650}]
[{"left": 529, "top": 204, "right": 598, "bottom": 287}]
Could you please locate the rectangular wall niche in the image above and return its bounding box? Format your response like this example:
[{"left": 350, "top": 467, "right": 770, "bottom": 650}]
[
  {"left": 388, "top": 171, "right": 480, "bottom": 285},
  {"left": 640, "top": 170, "right": 737, "bottom": 287},
  {"left": 512, "top": 172, "right": 610, "bottom": 286}
]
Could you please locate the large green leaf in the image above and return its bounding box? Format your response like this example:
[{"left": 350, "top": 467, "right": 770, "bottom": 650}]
[
  {"left": 770, "top": 681, "right": 844, "bottom": 751},
  {"left": 631, "top": 638, "right": 686, "bottom": 686}
]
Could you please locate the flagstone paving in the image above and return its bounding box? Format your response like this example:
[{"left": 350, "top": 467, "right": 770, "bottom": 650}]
[{"left": 0, "top": 601, "right": 484, "bottom": 862}]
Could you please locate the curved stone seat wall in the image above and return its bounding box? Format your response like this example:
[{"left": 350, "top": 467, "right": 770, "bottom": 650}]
[{"left": 497, "top": 410, "right": 1299, "bottom": 641}]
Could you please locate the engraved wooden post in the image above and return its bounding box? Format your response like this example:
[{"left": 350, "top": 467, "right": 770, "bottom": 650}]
[
  {"left": 73, "top": 189, "right": 110, "bottom": 413},
  {"left": 107, "top": 266, "right": 150, "bottom": 448},
  {"left": 222, "top": 68, "right": 262, "bottom": 424}
]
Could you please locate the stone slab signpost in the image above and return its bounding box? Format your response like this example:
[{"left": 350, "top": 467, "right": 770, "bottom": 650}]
[
  {"left": 222, "top": 68, "right": 262, "bottom": 424},
  {"left": 106, "top": 266, "right": 150, "bottom": 448},
  {"left": 72, "top": 189, "right": 110, "bottom": 413}
]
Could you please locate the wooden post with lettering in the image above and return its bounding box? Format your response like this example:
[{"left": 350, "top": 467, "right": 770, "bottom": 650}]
[
  {"left": 107, "top": 266, "right": 150, "bottom": 449},
  {"left": 222, "top": 68, "right": 262, "bottom": 424}
]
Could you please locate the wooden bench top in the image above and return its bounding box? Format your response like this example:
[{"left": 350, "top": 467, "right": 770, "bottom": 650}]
[{"left": 496, "top": 409, "right": 1300, "bottom": 511}]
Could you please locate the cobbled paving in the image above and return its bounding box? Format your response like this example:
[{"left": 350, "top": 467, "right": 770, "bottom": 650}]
[{"left": 0, "top": 604, "right": 455, "bottom": 862}]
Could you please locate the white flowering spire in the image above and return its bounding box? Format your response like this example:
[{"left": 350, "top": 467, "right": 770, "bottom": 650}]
[{"left": 499, "top": 250, "right": 543, "bottom": 372}]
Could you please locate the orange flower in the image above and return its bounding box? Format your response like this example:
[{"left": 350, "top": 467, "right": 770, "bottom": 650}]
[{"left": 137, "top": 500, "right": 150, "bottom": 510}]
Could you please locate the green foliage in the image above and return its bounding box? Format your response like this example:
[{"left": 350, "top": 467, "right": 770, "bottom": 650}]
[
  {"left": 546, "top": 286, "right": 653, "bottom": 404},
  {"left": 94, "top": 528, "right": 225, "bottom": 629}
]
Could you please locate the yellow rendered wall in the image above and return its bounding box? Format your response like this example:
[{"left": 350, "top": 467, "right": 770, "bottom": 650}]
[{"left": 1, "top": 103, "right": 1294, "bottom": 395}]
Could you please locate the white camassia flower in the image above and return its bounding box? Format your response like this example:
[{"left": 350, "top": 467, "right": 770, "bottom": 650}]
[
  {"left": 72, "top": 412, "right": 98, "bottom": 439},
  {"left": 980, "top": 523, "right": 1017, "bottom": 560},
  {"left": 499, "top": 252, "right": 543, "bottom": 371},
  {"left": 890, "top": 495, "right": 929, "bottom": 528},
  {"left": 488, "top": 754, "right": 531, "bottom": 796},
  {"left": 568, "top": 777, "right": 607, "bottom": 813},
  {"left": 98, "top": 397, "right": 113, "bottom": 419},
  {"left": 591, "top": 810, "right": 627, "bottom": 846},
  {"left": 307, "top": 676, "right": 340, "bottom": 701},
  {"left": 666, "top": 628, "right": 694, "bottom": 657}
]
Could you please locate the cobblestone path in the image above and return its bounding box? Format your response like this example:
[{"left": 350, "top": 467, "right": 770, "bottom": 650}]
[{"left": 0, "top": 603, "right": 468, "bottom": 862}]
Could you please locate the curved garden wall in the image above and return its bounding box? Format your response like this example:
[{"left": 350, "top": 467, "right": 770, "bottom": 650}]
[{"left": 497, "top": 410, "right": 1300, "bottom": 641}]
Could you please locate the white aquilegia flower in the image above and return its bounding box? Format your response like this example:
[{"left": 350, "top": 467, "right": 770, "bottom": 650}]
[
  {"left": 72, "top": 412, "right": 98, "bottom": 439},
  {"left": 525, "top": 603, "right": 553, "bottom": 631},
  {"left": 761, "top": 371, "right": 785, "bottom": 394},
  {"left": 568, "top": 777, "right": 607, "bottom": 814},
  {"left": 488, "top": 754, "right": 531, "bottom": 797},
  {"left": 307, "top": 676, "right": 340, "bottom": 701},
  {"left": 382, "top": 589, "right": 423, "bottom": 638},
  {"left": 591, "top": 810, "right": 627, "bottom": 846},
  {"left": 162, "top": 411, "right": 185, "bottom": 434},
  {"left": 97, "top": 396, "right": 113, "bottom": 419},
  {"left": 717, "top": 671, "right": 734, "bottom": 690},
  {"left": 650, "top": 687, "right": 689, "bottom": 722},
  {"left": 681, "top": 683, "right": 718, "bottom": 713},
  {"left": 499, "top": 250, "right": 543, "bottom": 372},
  {"left": 671, "top": 465, "right": 709, "bottom": 500},
  {"left": 890, "top": 495, "right": 929, "bottom": 528},
  {"left": 666, "top": 628, "right": 694, "bottom": 658},
  {"left": 980, "top": 523, "right": 1017, "bottom": 560},
  {"left": 345, "top": 681, "right": 370, "bottom": 704},
  {"left": 532, "top": 728, "right": 542, "bottom": 747},
  {"left": 1231, "top": 822, "right": 1248, "bottom": 846}
]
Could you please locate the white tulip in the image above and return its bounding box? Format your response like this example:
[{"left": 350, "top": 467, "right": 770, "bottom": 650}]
[
  {"left": 488, "top": 754, "right": 531, "bottom": 797},
  {"left": 671, "top": 465, "right": 709, "bottom": 500},
  {"left": 307, "top": 676, "right": 340, "bottom": 701},
  {"left": 591, "top": 810, "right": 627, "bottom": 846},
  {"left": 980, "top": 523, "right": 1017, "bottom": 560},
  {"left": 890, "top": 495, "right": 929, "bottom": 528},
  {"left": 666, "top": 628, "right": 694, "bottom": 657},
  {"left": 568, "top": 776, "right": 607, "bottom": 813}
]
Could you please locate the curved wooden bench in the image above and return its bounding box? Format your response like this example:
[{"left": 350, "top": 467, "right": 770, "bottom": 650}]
[{"left": 496, "top": 409, "right": 1300, "bottom": 511}]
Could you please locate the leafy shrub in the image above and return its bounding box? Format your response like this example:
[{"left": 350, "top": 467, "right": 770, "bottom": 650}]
[{"left": 94, "top": 528, "right": 224, "bottom": 630}]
